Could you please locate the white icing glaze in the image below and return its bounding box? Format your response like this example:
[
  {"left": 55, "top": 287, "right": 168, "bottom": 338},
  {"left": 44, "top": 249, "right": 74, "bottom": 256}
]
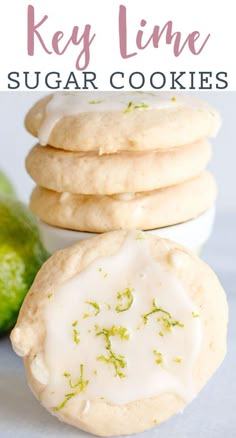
[
  {"left": 38, "top": 91, "right": 204, "bottom": 145},
  {"left": 41, "top": 232, "right": 202, "bottom": 410}
]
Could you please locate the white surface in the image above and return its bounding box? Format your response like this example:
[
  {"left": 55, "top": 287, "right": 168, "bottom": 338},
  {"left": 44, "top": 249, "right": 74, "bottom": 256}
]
[
  {"left": 0, "top": 212, "right": 235, "bottom": 438},
  {"left": 38, "top": 207, "right": 215, "bottom": 253},
  {"left": 0, "top": 92, "right": 235, "bottom": 213}
]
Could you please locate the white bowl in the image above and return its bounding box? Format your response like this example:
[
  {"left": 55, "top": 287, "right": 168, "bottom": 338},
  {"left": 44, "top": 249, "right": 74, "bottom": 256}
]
[{"left": 38, "top": 207, "right": 215, "bottom": 254}]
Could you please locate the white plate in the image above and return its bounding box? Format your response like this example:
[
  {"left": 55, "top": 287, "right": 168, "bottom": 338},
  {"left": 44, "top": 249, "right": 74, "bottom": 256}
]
[{"left": 38, "top": 207, "right": 215, "bottom": 254}]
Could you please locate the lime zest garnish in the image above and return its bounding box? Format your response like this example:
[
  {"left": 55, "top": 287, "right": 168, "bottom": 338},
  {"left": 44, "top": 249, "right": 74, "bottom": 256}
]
[
  {"left": 124, "top": 101, "right": 133, "bottom": 113},
  {"left": 54, "top": 365, "right": 88, "bottom": 411},
  {"left": 173, "top": 357, "right": 182, "bottom": 363},
  {"left": 134, "top": 102, "right": 149, "bottom": 109},
  {"left": 97, "top": 326, "right": 130, "bottom": 341},
  {"left": 124, "top": 101, "right": 149, "bottom": 113},
  {"left": 115, "top": 288, "right": 134, "bottom": 312},
  {"left": 71, "top": 321, "right": 80, "bottom": 344},
  {"left": 192, "top": 311, "right": 200, "bottom": 318},
  {"left": 142, "top": 299, "right": 184, "bottom": 332},
  {"left": 96, "top": 325, "right": 129, "bottom": 377},
  {"left": 53, "top": 392, "right": 76, "bottom": 411},
  {"left": 98, "top": 266, "right": 108, "bottom": 278},
  {"left": 89, "top": 100, "right": 103, "bottom": 104},
  {"left": 68, "top": 364, "right": 89, "bottom": 390},
  {"left": 153, "top": 349, "right": 163, "bottom": 365},
  {"left": 85, "top": 301, "right": 100, "bottom": 316},
  {"left": 97, "top": 353, "right": 126, "bottom": 378},
  {"left": 73, "top": 328, "right": 80, "bottom": 344},
  {"left": 143, "top": 299, "right": 172, "bottom": 324}
]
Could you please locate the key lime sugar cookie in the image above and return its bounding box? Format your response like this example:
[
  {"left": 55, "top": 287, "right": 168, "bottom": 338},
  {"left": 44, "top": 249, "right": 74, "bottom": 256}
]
[
  {"left": 26, "top": 139, "right": 211, "bottom": 195},
  {"left": 25, "top": 92, "right": 221, "bottom": 154},
  {"left": 30, "top": 172, "right": 216, "bottom": 232},
  {"left": 11, "top": 232, "right": 228, "bottom": 437}
]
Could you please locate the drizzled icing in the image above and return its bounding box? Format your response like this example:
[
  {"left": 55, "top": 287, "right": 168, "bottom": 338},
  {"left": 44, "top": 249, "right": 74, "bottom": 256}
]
[
  {"left": 39, "top": 232, "right": 202, "bottom": 409},
  {"left": 38, "top": 91, "right": 201, "bottom": 145}
]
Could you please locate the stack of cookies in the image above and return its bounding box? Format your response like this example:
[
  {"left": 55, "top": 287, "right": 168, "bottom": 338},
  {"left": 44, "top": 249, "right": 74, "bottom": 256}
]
[{"left": 25, "top": 92, "right": 220, "bottom": 251}]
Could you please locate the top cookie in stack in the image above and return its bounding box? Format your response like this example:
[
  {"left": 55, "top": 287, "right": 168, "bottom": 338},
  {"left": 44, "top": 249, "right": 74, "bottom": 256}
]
[{"left": 25, "top": 92, "right": 220, "bottom": 233}]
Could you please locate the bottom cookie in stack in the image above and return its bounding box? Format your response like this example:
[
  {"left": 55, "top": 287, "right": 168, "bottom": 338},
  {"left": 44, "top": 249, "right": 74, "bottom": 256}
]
[{"left": 30, "top": 171, "right": 217, "bottom": 254}]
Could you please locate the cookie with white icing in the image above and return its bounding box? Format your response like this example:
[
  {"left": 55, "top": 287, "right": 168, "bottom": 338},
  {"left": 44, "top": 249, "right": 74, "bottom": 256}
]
[
  {"left": 25, "top": 92, "right": 221, "bottom": 154},
  {"left": 11, "top": 231, "right": 228, "bottom": 436},
  {"left": 26, "top": 140, "right": 211, "bottom": 195},
  {"left": 29, "top": 172, "right": 217, "bottom": 233}
]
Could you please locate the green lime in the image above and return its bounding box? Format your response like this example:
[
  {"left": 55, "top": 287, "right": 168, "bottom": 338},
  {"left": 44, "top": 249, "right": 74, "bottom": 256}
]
[
  {"left": 0, "top": 195, "right": 49, "bottom": 335},
  {"left": 0, "top": 170, "right": 16, "bottom": 197}
]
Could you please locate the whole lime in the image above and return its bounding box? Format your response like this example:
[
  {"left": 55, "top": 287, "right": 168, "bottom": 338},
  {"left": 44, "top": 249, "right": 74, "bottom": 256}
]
[
  {"left": 0, "top": 195, "right": 49, "bottom": 335},
  {"left": 0, "top": 170, "right": 16, "bottom": 197}
]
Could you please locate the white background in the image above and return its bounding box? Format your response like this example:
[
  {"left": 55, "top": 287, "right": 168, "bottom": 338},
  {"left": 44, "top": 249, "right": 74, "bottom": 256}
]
[{"left": 0, "top": 91, "right": 235, "bottom": 214}]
